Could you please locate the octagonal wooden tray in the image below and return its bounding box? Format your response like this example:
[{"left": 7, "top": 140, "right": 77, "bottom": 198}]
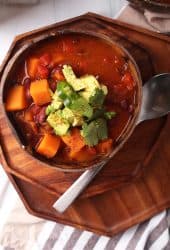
[
  {"left": 0, "top": 12, "right": 169, "bottom": 200},
  {"left": 0, "top": 13, "right": 170, "bottom": 236}
]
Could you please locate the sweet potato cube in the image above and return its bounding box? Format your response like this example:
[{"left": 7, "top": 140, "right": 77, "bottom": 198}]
[
  {"left": 96, "top": 139, "right": 113, "bottom": 154},
  {"left": 27, "top": 57, "right": 39, "bottom": 79},
  {"left": 30, "top": 79, "right": 51, "bottom": 105},
  {"left": 70, "top": 147, "right": 96, "bottom": 162},
  {"left": 61, "top": 128, "right": 85, "bottom": 155},
  {"left": 5, "top": 85, "right": 28, "bottom": 111},
  {"left": 36, "top": 133, "right": 61, "bottom": 158}
]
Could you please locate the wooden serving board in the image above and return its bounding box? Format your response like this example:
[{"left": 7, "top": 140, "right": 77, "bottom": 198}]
[
  {"left": 1, "top": 13, "right": 170, "bottom": 199},
  {"left": 0, "top": 13, "right": 170, "bottom": 236}
]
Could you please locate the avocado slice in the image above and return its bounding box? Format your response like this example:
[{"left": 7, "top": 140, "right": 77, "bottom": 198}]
[
  {"left": 62, "top": 107, "right": 84, "bottom": 127},
  {"left": 62, "top": 65, "right": 108, "bottom": 103},
  {"left": 62, "top": 65, "right": 86, "bottom": 91},
  {"left": 47, "top": 111, "right": 70, "bottom": 136},
  {"left": 46, "top": 90, "right": 63, "bottom": 115}
]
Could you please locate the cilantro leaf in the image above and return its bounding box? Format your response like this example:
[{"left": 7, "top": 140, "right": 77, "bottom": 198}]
[
  {"left": 89, "top": 88, "right": 106, "bottom": 107},
  {"left": 81, "top": 118, "right": 108, "bottom": 146},
  {"left": 95, "top": 118, "right": 108, "bottom": 140},
  {"left": 81, "top": 122, "right": 98, "bottom": 146},
  {"left": 88, "top": 107, "right": 105, "bottom": 121},
  {"left": 70, "top": 97, "right": 93, "bottom": 119}
]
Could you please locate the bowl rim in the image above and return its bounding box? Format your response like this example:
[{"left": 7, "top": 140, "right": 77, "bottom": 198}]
[
  {"left": 127, "top": 0, "right": 170, "bottom": 12},
  {"left": 145, "top": 0, "right": 170, "bottom": 7},
  {"left": 0, "top": 29, "right": 142, "bottom": 172}
]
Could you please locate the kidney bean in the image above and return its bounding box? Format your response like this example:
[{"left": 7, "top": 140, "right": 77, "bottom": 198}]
[
  {"left": 33, "top": 106, "right": 47, "bottom": 124},
  {"left": 49, "top": 79, "right": 57, "bottom": 92},
  {"left": 23, "top": 77, "right": 33, "bottom": 104},
  {"left": 51, "top": 66, "right": 65, "bottom": 81},
  {"left": 30, "top": 104, "right": 42, "bottom": 115}
]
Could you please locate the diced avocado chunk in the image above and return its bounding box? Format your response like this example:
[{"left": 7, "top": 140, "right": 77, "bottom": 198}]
[
  {"left": 46, "top": 105, "right": 55, "bottom": 115},
  {"left": 62, "top": 107, "right": 84, "bottom": 126},
  {"left": 79, "top": 75, "right": 101, "bottom": 101},
  {"left": 47, "top": 111, "right": 70, "bottom": 136},
  {"left": 62, "top": 65, "right": 108, "bottom": 105},
  {"left": 62, "top": 65, "right": 86, "bottom": 91},
  {"left": 46, "top": 90, "right": 63, "bottom": 115},
  {"left": 52, "top": 90, "right": 63, "bottom": 108},
  {"left": 62, "top": 65, "right": 76, "bottom": 84},
  {"left": 81, "top": 118, "right": 108, "bottom": 146},
  {"left": 79, "top": 78, "right": 108, "bottom": 104}
]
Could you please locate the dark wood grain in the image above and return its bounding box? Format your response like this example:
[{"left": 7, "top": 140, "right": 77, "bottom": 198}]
[{"left": 0, "top": 13, "right": 170, "bottom": 236}]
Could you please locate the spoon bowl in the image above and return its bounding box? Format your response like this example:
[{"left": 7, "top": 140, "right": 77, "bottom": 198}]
[{"left": 138, "top": 73, "right": 170, "bottom": 123}]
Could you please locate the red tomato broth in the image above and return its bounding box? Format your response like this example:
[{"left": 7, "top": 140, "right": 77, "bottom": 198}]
[{"left": 5, "top": 33, "right": 139, "bottom": 166}]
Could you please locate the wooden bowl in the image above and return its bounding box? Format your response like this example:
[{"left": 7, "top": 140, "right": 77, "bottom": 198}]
[
  {"left": 0, "top": 18, "right": 142, "bottom": 173},
  {"left": 127, "top": 0, "right": 170, "bottom": 13}
]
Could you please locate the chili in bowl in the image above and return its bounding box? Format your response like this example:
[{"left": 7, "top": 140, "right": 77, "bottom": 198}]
[{"left": 1, "top": 31, "right": 142, "bottom": 171}]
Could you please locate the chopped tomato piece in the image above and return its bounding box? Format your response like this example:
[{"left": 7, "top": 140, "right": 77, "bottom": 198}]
[
  {"left": 37, "top": 64, "right": 49, "bottom": 79},
  {"left": 39, "top": 53, "right": 51, "bottom": 67}
]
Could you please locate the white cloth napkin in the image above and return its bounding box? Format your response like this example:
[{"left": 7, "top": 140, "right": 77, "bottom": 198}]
[
  {"left": 144, "top": 10, "right": 170, "bottom": 33},
  {"left": 118, "top": 4, "right": 170, "bottom": 33}
]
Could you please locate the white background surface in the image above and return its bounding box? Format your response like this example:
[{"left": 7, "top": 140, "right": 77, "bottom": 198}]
[{"left": 0, "top": 0, "right": 126, "bottom": 65}]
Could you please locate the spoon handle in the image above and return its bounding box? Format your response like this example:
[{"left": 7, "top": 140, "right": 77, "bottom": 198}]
[{"left": 53, "top": 163, "right": 104, "bottom": 213}]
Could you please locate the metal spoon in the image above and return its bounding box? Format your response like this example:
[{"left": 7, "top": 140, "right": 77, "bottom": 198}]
[{"left": 53, "top": 73, "right": 170, "bottom": 213}]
